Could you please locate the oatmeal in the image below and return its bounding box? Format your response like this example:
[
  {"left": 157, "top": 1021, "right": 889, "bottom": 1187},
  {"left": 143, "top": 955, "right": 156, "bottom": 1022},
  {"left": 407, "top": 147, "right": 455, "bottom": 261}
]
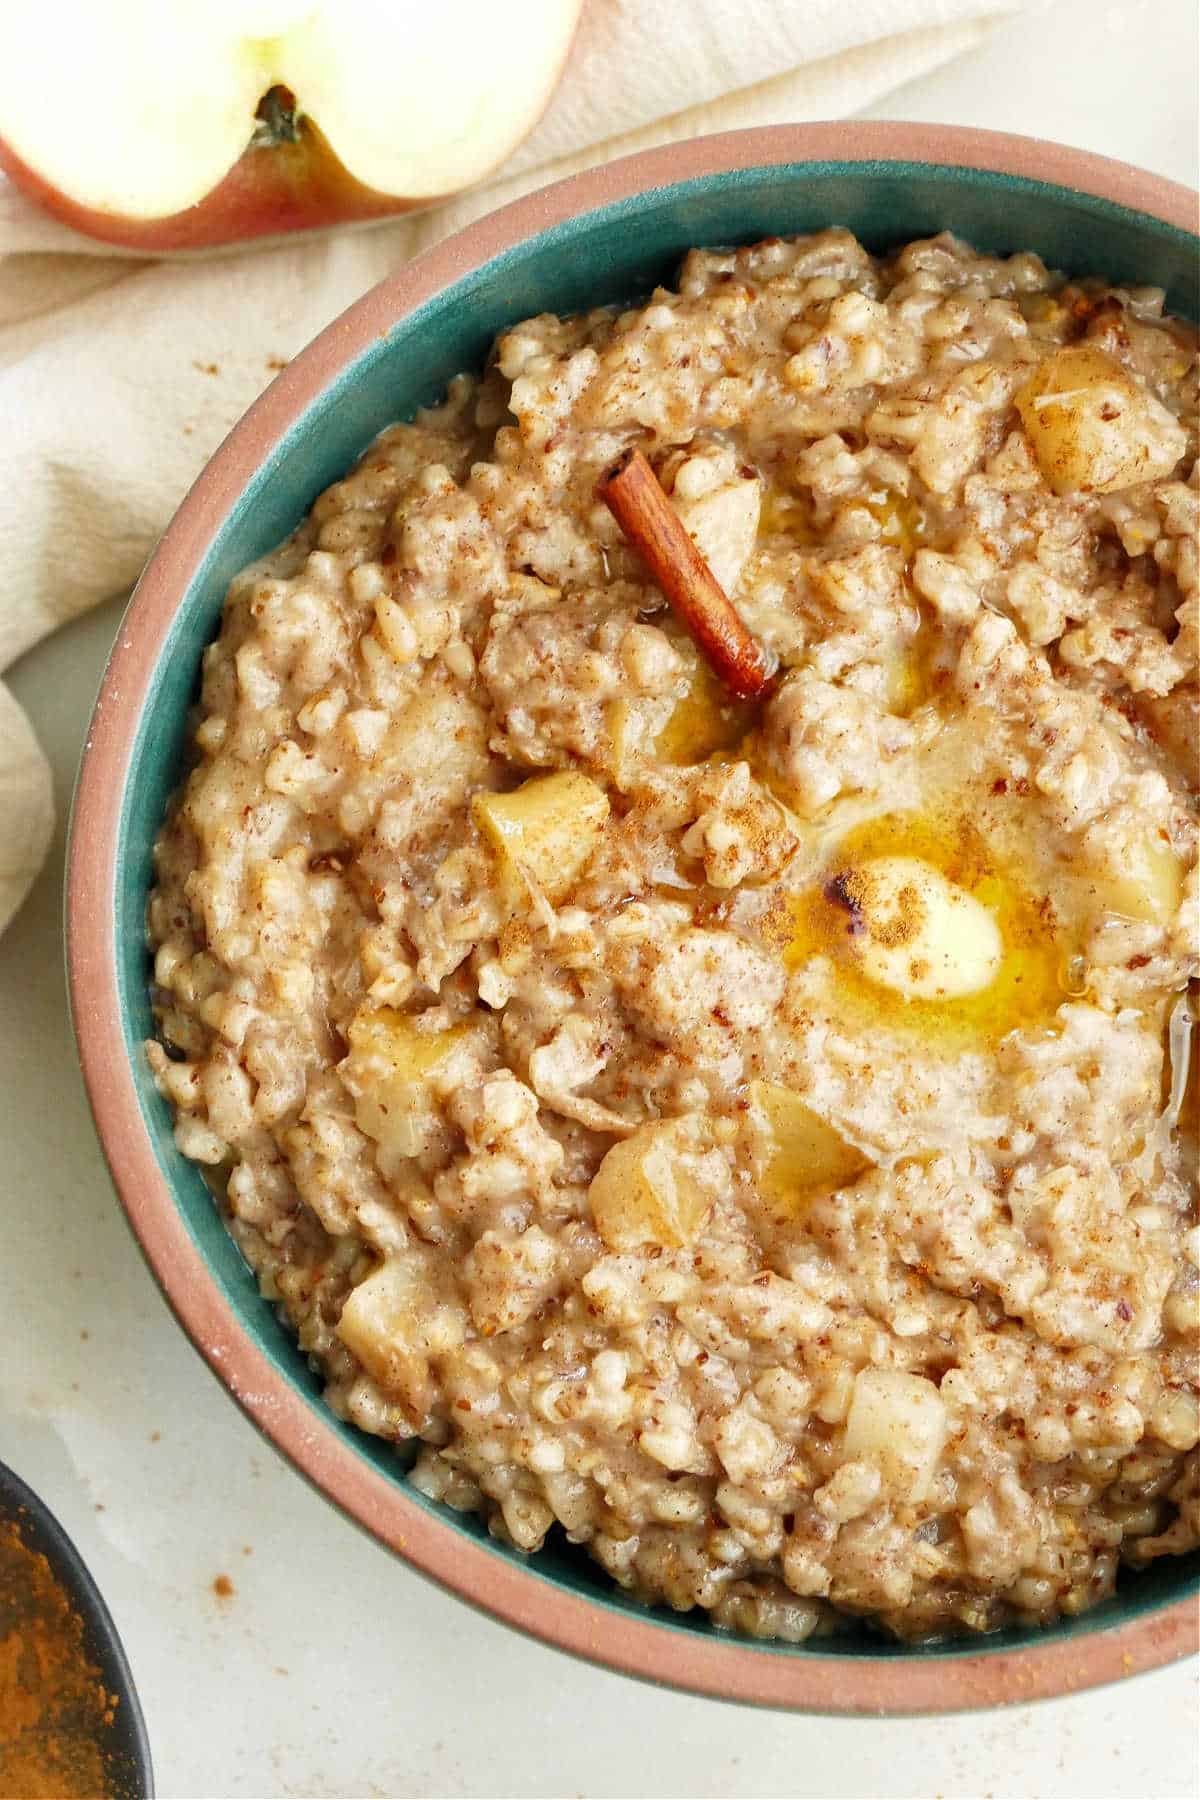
[{"left": 147, "top": 231, "right": 1199, "bottom": 1642}]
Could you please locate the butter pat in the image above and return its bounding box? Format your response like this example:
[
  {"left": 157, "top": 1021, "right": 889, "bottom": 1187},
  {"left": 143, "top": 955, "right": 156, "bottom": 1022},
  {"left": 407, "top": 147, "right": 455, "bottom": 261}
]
[{"left": 834, "top": 855, "right": 1002, "bottom": 1001}]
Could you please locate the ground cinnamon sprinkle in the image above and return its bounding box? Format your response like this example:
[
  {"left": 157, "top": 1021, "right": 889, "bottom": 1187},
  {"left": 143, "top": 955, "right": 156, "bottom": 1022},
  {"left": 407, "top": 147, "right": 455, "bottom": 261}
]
[{"left": 0, "top": 1515, "right": 117, "bottom": 1799}]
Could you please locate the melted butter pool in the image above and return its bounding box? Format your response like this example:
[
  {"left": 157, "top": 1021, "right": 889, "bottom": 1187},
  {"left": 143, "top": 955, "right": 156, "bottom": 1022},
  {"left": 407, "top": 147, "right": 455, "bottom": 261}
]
[
  {"left": 759, "top": 484, "right": 929, "bottom": 555},
  {"left": 861, "top": 487, "right": 929, "bottom": 553},
  {"left": 655, "top": 653, "right": 759, "bottom": 764},
  {"left": 777, "top": 807, "right": 1077, "bottom": 1045}
]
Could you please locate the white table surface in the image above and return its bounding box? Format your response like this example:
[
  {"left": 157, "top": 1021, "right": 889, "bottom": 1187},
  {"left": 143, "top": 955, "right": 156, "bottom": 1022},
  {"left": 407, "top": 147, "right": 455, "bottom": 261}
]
[{"left": 3, "top": 3, "right": 1197, "bottom": 1794}]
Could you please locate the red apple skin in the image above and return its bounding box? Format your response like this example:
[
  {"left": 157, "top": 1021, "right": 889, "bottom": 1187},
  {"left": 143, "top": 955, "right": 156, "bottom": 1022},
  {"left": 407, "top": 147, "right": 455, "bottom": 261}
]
[
  {"left": 0, "top": 7, "right": 582, "bottom": 253},
  {"left": 0, "top": 115, "right": 436, "bottom": 252}
]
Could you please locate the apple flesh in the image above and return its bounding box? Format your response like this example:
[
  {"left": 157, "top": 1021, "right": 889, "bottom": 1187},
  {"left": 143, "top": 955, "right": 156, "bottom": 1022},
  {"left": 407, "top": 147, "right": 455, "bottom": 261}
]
[
  {"left": 0, "top": 1, "right": 581, "bottom": 251},
  {"left": 0, "top": 89, "right": 418, "bottom": 253}
]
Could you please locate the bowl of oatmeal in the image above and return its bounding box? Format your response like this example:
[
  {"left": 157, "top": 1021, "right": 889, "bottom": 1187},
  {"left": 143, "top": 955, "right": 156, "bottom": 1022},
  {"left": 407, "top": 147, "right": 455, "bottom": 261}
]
[{"left": 68, "top": 124, "right": 1199, "bottom": 1712}]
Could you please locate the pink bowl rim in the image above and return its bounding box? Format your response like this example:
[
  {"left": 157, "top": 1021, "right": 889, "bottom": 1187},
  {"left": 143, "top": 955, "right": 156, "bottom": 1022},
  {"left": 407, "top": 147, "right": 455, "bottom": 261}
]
[{"left": 67, "top": 122, "right": 1199, "bottom": 1714}]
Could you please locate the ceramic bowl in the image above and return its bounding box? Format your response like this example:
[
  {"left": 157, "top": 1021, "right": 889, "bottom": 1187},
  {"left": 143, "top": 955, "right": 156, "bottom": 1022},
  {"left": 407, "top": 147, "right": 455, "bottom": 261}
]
[{"left": 67, "top": 123, "right": 1200, "bottom": 1712}]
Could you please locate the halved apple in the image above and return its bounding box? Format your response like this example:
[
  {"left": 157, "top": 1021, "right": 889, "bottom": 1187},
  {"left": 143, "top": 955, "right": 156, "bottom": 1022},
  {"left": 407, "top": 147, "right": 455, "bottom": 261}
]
[{"left": 0, "top": 1, "right": 581, "bottom": 251}]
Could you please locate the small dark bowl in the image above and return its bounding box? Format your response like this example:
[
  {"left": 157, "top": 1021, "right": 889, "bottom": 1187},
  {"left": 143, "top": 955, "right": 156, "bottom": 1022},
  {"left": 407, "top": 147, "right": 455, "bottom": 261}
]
[{"left": 0, "top": 1461, "right": 153, "bottom": 1798}]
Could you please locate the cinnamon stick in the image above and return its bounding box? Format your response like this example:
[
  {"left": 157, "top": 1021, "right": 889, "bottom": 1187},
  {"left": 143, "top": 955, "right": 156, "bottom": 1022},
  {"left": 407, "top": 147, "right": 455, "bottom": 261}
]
[{"left": 597, "top": 448, "right": 775, "bottom": 701}]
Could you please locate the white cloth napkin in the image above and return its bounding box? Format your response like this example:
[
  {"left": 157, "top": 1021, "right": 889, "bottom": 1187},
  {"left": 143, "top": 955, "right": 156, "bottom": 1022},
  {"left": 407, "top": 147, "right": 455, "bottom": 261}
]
[{"left": 0, "top": 0, "right": 1023, "bottom": 932}]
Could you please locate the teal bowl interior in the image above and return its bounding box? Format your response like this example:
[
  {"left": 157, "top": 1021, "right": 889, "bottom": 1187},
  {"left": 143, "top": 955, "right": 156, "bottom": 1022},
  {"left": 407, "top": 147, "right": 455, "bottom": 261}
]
[{"left": 112, "top": 159, "right": 1200, "bottom": 1668}]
